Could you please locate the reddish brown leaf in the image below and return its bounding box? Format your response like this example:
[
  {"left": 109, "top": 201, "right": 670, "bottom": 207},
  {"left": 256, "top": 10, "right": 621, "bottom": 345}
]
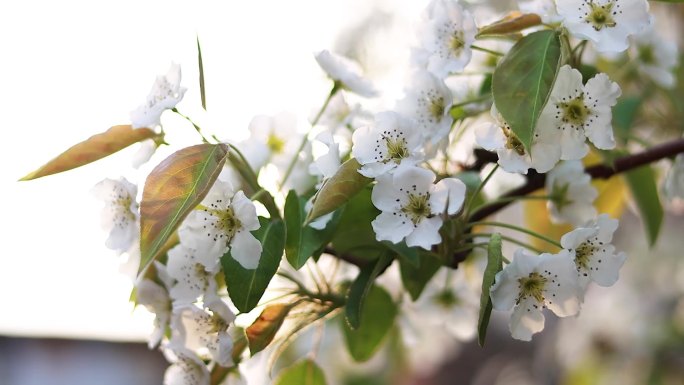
[
  {"left": 246, "top": 303, "right": 293, "bottom": 355},
  {"left": 139, "top": 143, "right": 229, "bottom": 273},
  {"left": 20, "top": 125, "right": 157, "bottom": 181},
  {"left": 477, "top": 13, "right": 542, "bottom": 37}
]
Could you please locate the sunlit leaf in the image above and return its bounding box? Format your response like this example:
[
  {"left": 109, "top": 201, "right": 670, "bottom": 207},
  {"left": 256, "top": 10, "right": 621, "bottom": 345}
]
[
  {"left": 477, "top": 12, "right": 542, "bottom": 37},
  {"left": 306, "top": 158, "right": 372, "bottom": 223},
  {"left": 139, "top": 143, "right": 229, "bottom": 273},
  {"left": 399, "top": 251, "right": 442, "bottom": 301},
  {"left": 247, "top": 303, "right": 293, "bottom": 355},
  {"left": 20, "top": 125, "right": 157, "bottom": 181},
  {"left": 342, "top": 285, "right": 397, "bottom": 362},
  {"left": 478, "top": 233, "right": 503, "bottom": 346},
  {"left": 345, "top": 253, "right": 392, "bottom": 329},
  {"left": 493, "top": 30, "right": 561, "bottom": 152},
  {"left": 331, "top": 186, "right": 382, "bottom": 260},
  {"left": 275, "top": 360, "right": 328, "bottom": 385},
  {"left": 623, "top": 165, "right": 663, "bottom": 246},
  {"left": 223, "top": 218, "right": 285, "bottom": 313}
]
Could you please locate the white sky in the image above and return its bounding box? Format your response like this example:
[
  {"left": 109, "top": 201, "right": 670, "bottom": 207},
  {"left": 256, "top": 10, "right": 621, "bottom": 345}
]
[{"left": 0, "top": 0, "right": 424, "bottom": 341}]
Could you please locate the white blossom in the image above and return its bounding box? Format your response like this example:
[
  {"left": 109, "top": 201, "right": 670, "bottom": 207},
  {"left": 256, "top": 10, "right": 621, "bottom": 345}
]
[
  {"left": 396, "top": 70, "right": 454, "bottom": 145},
  {"left": 167, "top": 244, "right": 223, "bottom": 309},
  {"left": 664, "top": 154, "right": 684, "bottom": 201},
  {"left": 490, "top": 249, "right": 583, "bottom": 341},
  {"left": 537, "top": 65, "right": 621, "bottom": 160},
  {"left": 131, "top": 63, "right": 186, "bottom": 129},
  {"left": 173, "top": 303, "right": 235, "bottom": 367},
  {"left": 315, "top": 50, "right": 377, "bottom": 97},
  {"left": 179, "top": 180, "right": 262, "bottom": 270},
  {"left": 561, "top": 214, "right": 627, "bottom": 289},
  {"left": 131, "top": 139, "right": 158, "bottom": 168},
  {"left": 545, "top": 161, "right": 598, "bottom": 226},
  {"left": 163, "top": 344, "right": 210, "bottom": 385},
  {"left": 307, "top": 132, "right": 342, "bottom": 230},
  {"left": 371, "top": 166, "right": 465, "bottom": 249},
  {"left": 92, "top": 177, "right": 139, "bottom": 253},
  {"left": 413, "top": 0, "right": 477, "bottom": 78},
  {"left": 518, "top": 0, "right": 561, "bottom": 23},
  {"left": 137, "top": 261, "right": 174, "bottom": 349},
  {"left": 352, "top": 111, "right": 424, "bottom": 178},
  {"left": 631, "top": 25, "right": 679, "bottom": 89},
  {"left": 557, "top": 0, "right": 651, "bottom": 53},
  {"left": 475, "top": 104, "right": 561, "bottom": 174}
]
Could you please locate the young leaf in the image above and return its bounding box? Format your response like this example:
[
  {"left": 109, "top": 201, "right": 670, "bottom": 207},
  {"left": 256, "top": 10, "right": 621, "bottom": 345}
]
[
  {"left": 139, "top": 143, "right": 229, "bottom": 273},
  {"left": 223, "top": 218, "right": 285, "bottom": 313},
  {"left": 306, "top": 158, "right": 372, "bottom": 223},
  {"left": 493, "top": 30, "right": 561, "bottom": 152},
  {"left": 331, "top": 186, "right": 383, "bottom": 260},
  {"left": 275, "top": 360, "right": 328, "bottom": 385},
  {"left": 20, "top": 125, "right": 157, "bottom": 181},
  {"left": 477, "top": 12, "right": 542, "bottom": 37},
  {"left": 284, "top": 190, "right": 342, "bottom": 269},
  {"left": 246, "top": 303, "right": 293, "bottom": 355},
  {"left": 399, "top": 251, "right": 442, "bottom": 301},
  {"left": 623, "top": 165, "right": 663, "bottom": 246},
  {"left": 342, "top": 285, "right": 397, "bottom": 362},
  {"left": 197, "top": 36, "right": 207, "bottom": 110},
  {"left": 345, "top": 253, "right": 393, "bottom": 329},
  {"left": 478, "top": 233, "right": 503, "bottom": 346}
]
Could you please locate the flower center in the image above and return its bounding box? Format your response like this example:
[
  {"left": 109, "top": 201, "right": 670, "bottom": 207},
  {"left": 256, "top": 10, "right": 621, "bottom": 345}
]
[
  {"left": 585, "top": 1, "right": 617, "bottom": 31},
  {"left": 267, "top": 133, "right": 286, "bottom": 153},
  {"left": 428, "top": 96, "right": 446, "bottom": 121},
  {"left": 383, "top": 135, "right": 409, "bottom": 163},
  {"left": 516, "top": 271, "right": 548, "bottom": 304},
  {"left": 558, "top": 94, "right": 591, "bottom": 127},
  {"left": 401, "top": 192, "right": 432, "bottom": 225},
  {"left": 550, "top": 181, "right": 572, "bottom": 211},
  {"left": 575, "top": 241, "right": 597, "bottom": 270},
  {"left": 502, "top": 124, "right": 526, "bottom": 156},
  {"left": 205, "top": 204, "right": 242, "bottom": 242},
  {"left": 638, "top": 45, "right": 655, "bottom": 65},
  {"left": 116, "top": 195, "right": 137, "bottom": 222},
  {"left": 433, "top": 289, "right": 459, "bottom": 309},
  {"left": 449, "top": 31, "right": 465, "bottom": 55}
]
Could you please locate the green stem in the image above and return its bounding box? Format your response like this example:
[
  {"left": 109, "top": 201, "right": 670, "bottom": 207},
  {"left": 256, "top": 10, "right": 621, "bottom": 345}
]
[
  {"left": 464, "top": 163, "right": 499, "bottom": 218},
  {"left": 461, "top": 232, "right": 544, "bottom": 254},
  {"left": 449, "top": 94, "right": 492, "bottom": 112},
  {"left": 466, "top": 221, "right": 562, "bottom": 249},
  {"left": 471, "top": 45, "right": 504, "bottom": 57},
  {"left": 172, "top": 108, "right": 209, "bottom": 143},
  {"left": 279, "top": 82, "right": 340, "bottom": 190},
  {"left": 451, "top": 242, "right": 489, "bottom": 255}
]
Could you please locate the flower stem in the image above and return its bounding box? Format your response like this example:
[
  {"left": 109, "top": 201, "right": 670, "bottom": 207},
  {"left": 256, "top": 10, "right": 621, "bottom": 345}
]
[
  {"left": 449, "top": 94, "right": 492, "bottom": 112},
  {"left": 461, "top": 232, "right": 544, "bottom": 254},
  {"left": 471, "top": 45, "right": 504, "bottom": 57},
  {"left": 466, "top": 221, "right": 562, "bottom": 249},
  {"left": 279, "top": 82, "right": 340, "bottom": 190},
  {"left": 172, "top": 108, "right": 209, "bottom": 143},
  {"left": 464, "top": 163, "right": 499, "bottom": 219}
]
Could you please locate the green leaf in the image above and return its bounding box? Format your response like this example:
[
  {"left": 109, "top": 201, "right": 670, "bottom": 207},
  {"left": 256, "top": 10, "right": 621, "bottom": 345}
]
[
  {"left": 613, "top": 96, "right": 642, "bottom": 143},
  {"left": 478, "top": 233, "right": 503, "bottom": 346},
  {"left": 477, "top": 13, "right": 542, "bottom": 37},
  {"left": 331, "top": 186, "right": 383, "bottom": 260},
  {"left": 399, "top": 251, "right": 442, "bottom": 301},
  {"left": 246, "top": 303, "right": 293, "bottom": 355},
  {"left": 383, "top": 241, "right": 419, "bottom": 267},
  {"left": 623, "top": 166, "right": 663, "bottom": 246},
  {"left": 284, "top": 190, "right": 342, "bottom": 269},
  {"left": 223, "top": 218, "right": 285, "bottom": 313},
  {"left": 306, "top": 158, "right": 372, "bottom": 223},
  {"left": 456, "top": 171, "right": 485, "bottom": 209},
  {"left": 342, "top": 285, "right": 397, "bottom": 362},
  {"left": 139, "top": 144, "right": 229, "bottom": 273},
  {"left": 20, "top": 125, "right": 158, "bottom": 181},
  {"left": 275, "top": 360, "right": 328, "bottom": 385},
  {"left": 197, "top": 36, "right": 207, "bottom": 110},
  {"left": 345, "top": 253, "right": 393, "bottom": 329},
  {"left": 493, "top": 30, "right": 562, "bottom": 152},
  {"left": 479, "top": 73, "right": 493, "bottom": 96}
]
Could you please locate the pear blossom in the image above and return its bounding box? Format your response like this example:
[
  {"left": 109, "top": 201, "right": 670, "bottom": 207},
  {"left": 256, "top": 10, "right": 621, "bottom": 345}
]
[
  {"left": 545, "top": 161, "right": 598, "bottom": 226},
  {"left": 396, "top": 70, "right": 454, "bottom": 145},
  {"left": 561, "top": 214, "right": 627, "bottom": 289},
  {"left": 518, "top": 0, "right": 561, "bottom": 23},
  {"left": 167, "top": 244, "right": 222, "bottom": 308},
  {"left": 413, "top": 0, "right": 477, "bottom": 78},
  {"left": 173, "top": 304, "right": 235, "bottom": 367},
  {"left": 136, "top": 261, "right": 174, "bottom": 348},
  {"left": 307, "top": 132, "right": 342, "bottom": 230},
  {"left": 179, "top": 180, "right": 262, "bottom": 270},
  {"left": 131, "top": 63, "right": 187, "bottom": 129},
  {"left": 475, "top": 104, "right": 561, "bottom": 174},
  {"left": 631, "top": 26, "right": 679, "bottom": 89},
  {"left": 131, "top": 139, "right": 158, "bottom": 168},
  {"left": 352, "top": 111, "right": 424, "bottom": 178},
  {"left": 314, "top": 50, "right": 377, "bottom": 97},
  {"left": 490, "top": 249, "right": 583, "bottom": 341},
  {"left": 163, "top": 344, "right": 210, "bottom": 385},
  {"left": 664, "top": 154, "right": 684, "bottom": 201},
  {"left": 92, "top": 177, "right": 139, "bottom": 253},
  {"left": 537, "top": 65, "right": 621, "bottom": 160},
  {"left": 557, "top": 0, "right": 651, "bottom": 53},
  {"left": 371, "top": 166, "right": 466, "bottom": 249}
]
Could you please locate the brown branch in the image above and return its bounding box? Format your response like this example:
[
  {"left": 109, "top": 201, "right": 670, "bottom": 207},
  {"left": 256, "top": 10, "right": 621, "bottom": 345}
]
[{"left": 469, "top": 137, "right": 684, "bottom": 222}]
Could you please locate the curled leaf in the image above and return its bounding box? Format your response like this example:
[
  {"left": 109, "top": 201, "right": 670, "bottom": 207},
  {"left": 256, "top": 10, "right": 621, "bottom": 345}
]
[
  {"left": 306, "top": 158, "right": 372, "bottom": 223},
  {"left": 246, "top": 303, "right": 293, "bottom": 355},
  {"left": 477, "top": 12, "right": 542, "bottom": 37},
  {"left": 139, "top": 143, "right": 229, "bottom": 273},
  {"left": 20, "top": 125, "right": 157, "bottom": 181}
]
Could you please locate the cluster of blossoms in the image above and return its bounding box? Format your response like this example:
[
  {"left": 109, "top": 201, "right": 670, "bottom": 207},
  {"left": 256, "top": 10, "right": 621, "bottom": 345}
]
[{"left": 78, "top": 0, "right": 684, "bottom": 382}]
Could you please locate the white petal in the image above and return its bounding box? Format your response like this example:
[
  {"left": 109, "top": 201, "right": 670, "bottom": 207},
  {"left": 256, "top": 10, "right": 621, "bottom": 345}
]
[
  {"left": 406, "top": 216, "right": 443, "bottom": 249},
  {"left": 372, "top": 211, "right": 414, "bottom": 244},
  {"left": 232, "top": 191, "right": 260, "bottom": 231},
  {"left": 510, "top": 297, "right": 545, "bottom": 341},
  {"left": 474, "top": 122, "right": 506, "bottom": 151},
  {"left": 589, "top": 250, "right": 627, "bottom": 287},
  {"left": 430, "top": 177, "right": 466, "bottom": 215},
  {"left": 230, "top": 230, "right": 262, "bottom": 270},
  {"left": 538, "top": 251, "right": 582, "bottom": 317}
]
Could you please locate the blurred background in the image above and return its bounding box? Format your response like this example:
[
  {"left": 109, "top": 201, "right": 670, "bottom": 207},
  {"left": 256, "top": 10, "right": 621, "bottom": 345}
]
[{"left": 1, "top": 0, "right": 683, "bottom": 384}]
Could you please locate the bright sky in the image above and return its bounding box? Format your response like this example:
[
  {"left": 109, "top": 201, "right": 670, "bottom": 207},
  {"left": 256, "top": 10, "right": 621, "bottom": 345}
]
[{"left": 0, "top": 0, "right": 423, "bottom": 341}]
